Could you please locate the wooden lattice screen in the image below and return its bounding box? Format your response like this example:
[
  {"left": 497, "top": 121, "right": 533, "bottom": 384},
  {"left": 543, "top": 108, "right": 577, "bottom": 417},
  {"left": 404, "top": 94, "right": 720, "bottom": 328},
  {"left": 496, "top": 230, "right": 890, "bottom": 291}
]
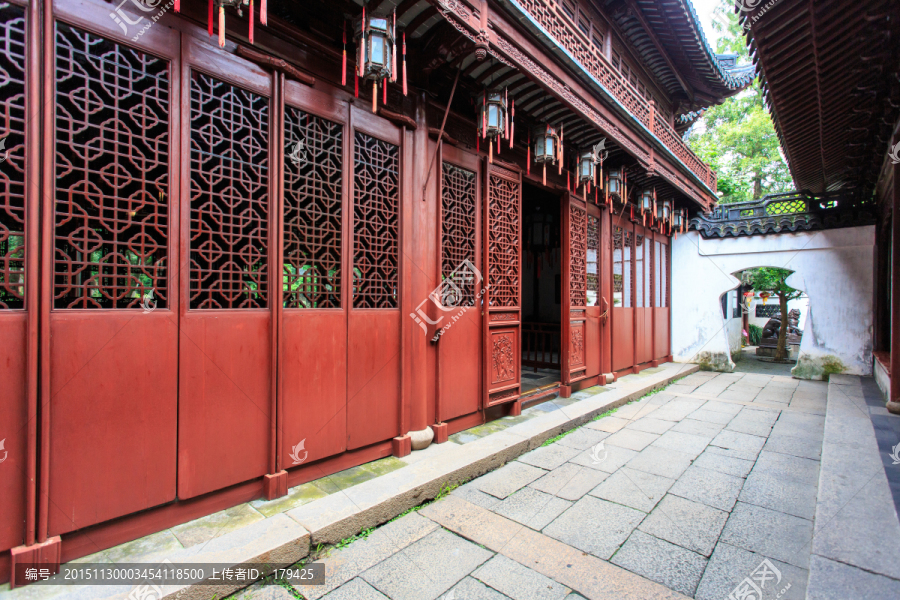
[
  {"left": 569, "top": 204, "right": 586, "bottom": 307},
  {"left": 0, "top": 2, "right": 26, "bottom": 309},
  {"left": 189, "top": 72, "right": 269, "bottom": 309},
  {"left": 283, "top": 107, "right": 342, "bottom": 309},
  {"left": 54, "top": 23, "right": 169, "bottom": 309},
  {"left": 486, "top": 173, "right": 519, "bottom": 307},
  {"left": 441, "top": 162, "right": 477, "bottom": 306},
  {"left": 352, "top": 131, "right": 399, "bottom": 309}
]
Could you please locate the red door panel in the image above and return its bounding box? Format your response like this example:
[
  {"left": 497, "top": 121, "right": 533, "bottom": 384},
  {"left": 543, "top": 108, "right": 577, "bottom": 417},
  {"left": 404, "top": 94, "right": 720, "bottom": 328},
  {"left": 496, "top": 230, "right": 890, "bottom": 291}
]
[
  {"left": 484, "top": 162, "right": 522, "bottom": 406},
  {"left": 0, "top": 315, "right": 27, "bottom": 550},
  {"left": 178, "top": 54, "right": 274, "bottom": 499},
  {"left": 47, "top": 22, "right": 179, "bottom": 533},
  {"left": 49, "top": 314, "right": 177, "bottom": 534},
  {"left": 347, "top": 311, "right": 401, "bottom": 449},
  {"left": 655, "top": 307, "right": 670, "bottom": 360},
  {"left": 613, "top": 308, "right": 635, "bottom": 372},
  {"left": 612, "top": 222, "right": 634, "bottom": 372},
  {"left": 437, "top": 148, "right": 482, "bottom": 421},
  {"left": 562, "top": 197, "right": 589, "bottom": 384},
  {"left": 178, "top": 314, "right": 271, "bottom": 498}
]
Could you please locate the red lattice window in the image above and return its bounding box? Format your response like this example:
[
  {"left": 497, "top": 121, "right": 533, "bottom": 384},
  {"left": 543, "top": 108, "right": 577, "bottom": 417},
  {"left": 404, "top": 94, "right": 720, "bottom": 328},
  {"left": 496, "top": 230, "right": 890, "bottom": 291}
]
[
  {"left": 487, "top": 173, "right": 519, "bottom": 308},
  {"left": 283, "top": 107, "right": 342, "bottom": 309},
  {"left": 189, "top": 72, "right": 268, "bottom": 309},
  {"left": 54, "top": 23, "right": 169, "bottom": 309},
  {"left": 613, "top": 225, "right": 623, "bottom": 306},
  {"left": 352, "top": 131, "right": 398, "bottom": 308},
  {"left": 569, "top": 204, "right": 586, "bottom": 306},
  {"left": 441, "top": 163, "right": 477, "bottom": 306},
  {"left": 0, "top": 2, "right": 26, "bottom": 309},
  {"left": 586, "top": 215, "right": 599, "bottom": 306}
]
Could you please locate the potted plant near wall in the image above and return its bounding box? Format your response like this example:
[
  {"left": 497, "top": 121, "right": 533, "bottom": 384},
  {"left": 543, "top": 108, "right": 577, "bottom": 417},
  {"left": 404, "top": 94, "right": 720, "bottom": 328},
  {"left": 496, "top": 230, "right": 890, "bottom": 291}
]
[{"left": 747, "top": 267, "right": 802, "bottom": 362}]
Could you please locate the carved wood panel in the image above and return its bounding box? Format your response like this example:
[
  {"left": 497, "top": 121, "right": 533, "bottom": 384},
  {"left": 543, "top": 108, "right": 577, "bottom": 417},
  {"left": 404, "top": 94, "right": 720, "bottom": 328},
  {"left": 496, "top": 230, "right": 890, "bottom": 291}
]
[
  {"left": 569, "top": 204, "right": 586, "bottom": 307},
  {"left": 441, "top": 162, "right": 477, "bottom": 306},
  {"left": 490, "top": 329, "right": 517, "bottom": 385},
  {"left": 487, "top": 173, "right": 519, "bottom": 308}
]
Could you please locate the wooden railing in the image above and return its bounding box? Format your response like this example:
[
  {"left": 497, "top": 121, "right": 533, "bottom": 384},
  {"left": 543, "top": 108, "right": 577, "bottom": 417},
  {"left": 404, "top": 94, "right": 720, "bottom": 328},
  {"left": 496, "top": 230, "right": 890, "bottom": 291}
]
[
  {"left": 514, "top": 0, "right": 717, "bottom": 193},
  {"left": 522, "top": 322, "right": 561, "bottom": 370}
]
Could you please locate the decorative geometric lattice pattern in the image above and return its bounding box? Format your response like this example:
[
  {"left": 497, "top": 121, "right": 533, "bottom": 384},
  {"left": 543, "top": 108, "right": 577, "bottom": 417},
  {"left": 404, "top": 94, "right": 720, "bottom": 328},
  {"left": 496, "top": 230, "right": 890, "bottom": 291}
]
[
  {"left": 569, "top": 204, "right": 586, "bottom": 306},
  {"left": 353, "top": 131, "right": 398, "bottom": 308},
  {"left": 487, "top": 173, "right": 519, "bottom": 307},
  {"left": 635, "top": 234, "right": 644, "bottom": 307},
  {"left": 586, "top": 215, "right": 599, "bottom": 307},
  {"left": 441, "top": 163, "right": 477, "bottom": 306},
  {"left": 54, "top": 23, "right": 169, "bottom": 309},
  {"left": 189, "top": 72, "right": 268, "bottom": 309},
  {"left": 766, "top": 199, "right": 807, "bottom": 215},
  {"left": 0, "top": 2, "right": 26, "bottom": 309},
  {"left": 283, "top": 107, "right": 342, "bottom": 308}
]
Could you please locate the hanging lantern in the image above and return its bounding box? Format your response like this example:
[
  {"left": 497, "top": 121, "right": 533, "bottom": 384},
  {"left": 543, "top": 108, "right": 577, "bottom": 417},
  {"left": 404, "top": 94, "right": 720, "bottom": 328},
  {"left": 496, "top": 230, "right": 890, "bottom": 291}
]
[
  {"left": 577, "top": 148, "right": 597, "bottom": 186},
  {"left": 478, "top": 88, "right": 507, "bottom": 164},
  {"left": 355, "top": 12, "right": 396, "bottom": 112},
  {"left": 760, "top": 291, "right": 771, "bottom": 304},
  {"left": 533, "top": 124, "right": 559, "bottom": 185},
  {"left": 672, "top": 208, "right": 683, "bottom": 230},
  {"left": 663, "top": 199, "right": 672, "bottom": 221},
  {"left": 656, "top": 197, "right": 666, "bottom": 221},
  {"left": 606, "top": 167, "right": 623, "bottom": 197},
  {"left": 640, "top": 189, "right": 654, "bottom": 213}
]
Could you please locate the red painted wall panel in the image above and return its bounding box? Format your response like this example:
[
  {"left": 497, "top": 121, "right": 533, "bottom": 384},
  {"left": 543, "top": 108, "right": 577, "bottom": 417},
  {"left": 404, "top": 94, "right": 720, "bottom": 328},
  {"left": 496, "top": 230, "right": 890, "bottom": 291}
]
[
  {"left": 612, "top": 308, "right": 634, "bottom": 372},
  {"left": 0, "top": 315, "right": 26, "bottom": 551},
  {"left": 637, "top": 309, "right": 653, "bottom": 364},
  {"left": 347, "top": 310, "right": 401, "bottom": 449},
  {"left": 282, "top": 311, "right": 347, "bottom": 467},
  {"left": 178, "top": 313, "right": 271, "bottom": 499},
  {"left": 48, "top": 313, "right": 177, "bottom": 535},
  {"left": 655, "top": 307, "right": 670, "bottom": 360}
]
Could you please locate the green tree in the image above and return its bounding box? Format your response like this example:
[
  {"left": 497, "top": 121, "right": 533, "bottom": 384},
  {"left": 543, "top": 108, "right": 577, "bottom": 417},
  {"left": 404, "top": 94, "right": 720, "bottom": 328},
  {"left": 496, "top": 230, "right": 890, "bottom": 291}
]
[
  {"left": 686, "top": 1, "right": 793, "bottom": 203},
  {"left": 747, "top": 267, "right": 802, "bottom": 361}
]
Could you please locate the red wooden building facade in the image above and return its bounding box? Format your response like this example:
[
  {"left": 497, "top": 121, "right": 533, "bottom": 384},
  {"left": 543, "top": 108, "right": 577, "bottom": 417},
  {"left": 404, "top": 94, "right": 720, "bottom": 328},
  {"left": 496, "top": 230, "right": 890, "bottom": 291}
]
[{"left": 0, "top": 0, "right": 749, "bottom": 582}]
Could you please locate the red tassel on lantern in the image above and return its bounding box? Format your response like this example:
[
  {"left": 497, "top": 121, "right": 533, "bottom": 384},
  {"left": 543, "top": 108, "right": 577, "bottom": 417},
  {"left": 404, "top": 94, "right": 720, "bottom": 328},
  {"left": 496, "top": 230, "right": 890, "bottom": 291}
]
[
  {"left": 355, "top": 73, "right": 359, "bottom": 98},
  {"left": 249, "top": 0, "right": 254, "bottom": 44},
  {"left": 342, "top": 21, "right": 347, "bottom": 87},
  {"left": 261, "top": 0, "right": 267, "bottom": 26},
  {"left": 175, "top": 0, "right": 180, "bottom": 13},
  {"left": 402, "top": 33, "right": 408, "bottom": 96},
  {"left": 496, "top": 135, "right": 500, "bottom": 156},
  {"left": 218, "top": 5, "right": 225, "bottom": 47},
  {"left": 477, "top": 135, "right": 480, "bottom": 154},
  {"left": 527, "top": 130, "right": 531, "bottom": 174},
  {"left": 391, "top": 12, "right": 397, "bottom": 83},
  {"left": 383, "top": 79, "right": 387, "bottom": 105},
  {"left": 208, "top": 0, "right": 213, "bottom": 36},
  {"left": 510, "top": 99, "right": 515, "bottom": 148}
]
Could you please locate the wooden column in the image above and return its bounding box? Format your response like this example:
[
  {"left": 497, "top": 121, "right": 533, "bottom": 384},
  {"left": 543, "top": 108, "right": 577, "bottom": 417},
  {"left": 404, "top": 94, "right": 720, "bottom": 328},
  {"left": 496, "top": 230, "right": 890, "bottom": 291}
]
[{"left": 890, "top": 132, "right": 900, "bottom": 413}]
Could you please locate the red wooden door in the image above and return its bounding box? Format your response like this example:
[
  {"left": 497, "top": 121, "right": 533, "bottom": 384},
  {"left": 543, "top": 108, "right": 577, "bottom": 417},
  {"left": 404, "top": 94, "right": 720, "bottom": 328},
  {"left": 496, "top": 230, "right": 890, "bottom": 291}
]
[
  {"left": 561, "top": 195, "right": 590, "bottom": 385},
  {"left": 177, "top": 42, "right": 272, "bottom": 499},
  {"left": 346, "top": 106, "right": 402, "bottom": 449},
  {"left": 279, "top": 81, "right": 349, "bottom": 469},
  {"left": 585, "top": 207, "right": 606, "bottom": 380},
  {"left": 45, "top": 15, "right": 180, "bottom": 534},
  {"left": 611, "top": 220, "right": 634, "bottom": 372},
  {"left": 483, "top": 161, "right": 521, "bottom": 407},
  {"left": 0, "top": 0, "right": 31, "bottom": 553},
  {"left": 654, "top": 234, "right": 670, "bottom": 360},
  {"left": 635, "top": 224, "right": 653, "bottom": 365},
  {"left": 436, "top": 145, "right": 481, "bottom": 421}
]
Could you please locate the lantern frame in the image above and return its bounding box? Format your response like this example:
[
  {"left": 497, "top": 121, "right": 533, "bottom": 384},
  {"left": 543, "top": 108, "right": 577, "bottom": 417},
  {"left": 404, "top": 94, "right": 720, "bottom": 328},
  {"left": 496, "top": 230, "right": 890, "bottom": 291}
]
[
  {"left": 663, "top": 199, "right": 671, "bottom": 221},
  {"left": 532, "top": 125, "right": 559, "bottom": 165},
  {"left": 477, "top": 89, "right": 507, "bottom": 139},
  {"left": 577, "top": 148, "right": 597, "bottom": 184},
  {"left": 640, "top": 189, "right": 654, "bottom": 213},
  {"left": 672, "top": 209, "right": 683, "bottom": 229},
  {"left": 607, "top": 167, "right": 623, "bottom": 196},
  {"left": 355, "top": 14, "right": 395, "bottom": 81}
]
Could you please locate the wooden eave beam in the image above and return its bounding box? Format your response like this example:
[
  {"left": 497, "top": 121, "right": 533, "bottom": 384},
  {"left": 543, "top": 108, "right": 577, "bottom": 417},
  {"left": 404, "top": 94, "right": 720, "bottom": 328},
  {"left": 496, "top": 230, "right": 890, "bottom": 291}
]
[{"left": 625, "top": 0, "right": 694, "bottom": 102}]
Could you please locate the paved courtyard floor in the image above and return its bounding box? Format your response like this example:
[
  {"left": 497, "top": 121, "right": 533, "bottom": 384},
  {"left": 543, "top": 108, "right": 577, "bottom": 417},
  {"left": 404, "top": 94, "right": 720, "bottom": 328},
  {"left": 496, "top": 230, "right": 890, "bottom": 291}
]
[{"left": 227, "top": 360, "right": 900, "bottom": 600}]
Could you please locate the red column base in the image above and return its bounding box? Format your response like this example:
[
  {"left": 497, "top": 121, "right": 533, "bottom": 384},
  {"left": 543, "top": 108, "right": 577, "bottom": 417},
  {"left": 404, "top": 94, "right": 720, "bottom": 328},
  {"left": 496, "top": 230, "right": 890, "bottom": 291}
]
[
  {"left": 433, "top": 423, "right": 449, "bottom": 444},
  {"left": 392, "top": 435, "right": 412, "bottom": 458},
  {"left": 508, "top": 400, "right": 522, "bottom": 416},
  {"left": 560, "top": 385, "right": 572, "bottom": 398},
  {"left": 263, "top": 470, "right": 288, "bottom": 500},
  {"left": 650, "top": 360, "right": 659, "bottom": 368},
  {"left": 10, "top": 537, "right": 62, "bottom": 589}
]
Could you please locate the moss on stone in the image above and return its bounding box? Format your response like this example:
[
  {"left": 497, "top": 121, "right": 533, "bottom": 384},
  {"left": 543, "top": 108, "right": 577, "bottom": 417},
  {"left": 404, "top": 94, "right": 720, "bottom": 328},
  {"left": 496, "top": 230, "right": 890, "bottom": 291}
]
[
  {"left": 695, "top": 351, "right": 734, "bottom": 373},
  {"left": 791, "top": 354, "right": 845, "bottom": 381}
]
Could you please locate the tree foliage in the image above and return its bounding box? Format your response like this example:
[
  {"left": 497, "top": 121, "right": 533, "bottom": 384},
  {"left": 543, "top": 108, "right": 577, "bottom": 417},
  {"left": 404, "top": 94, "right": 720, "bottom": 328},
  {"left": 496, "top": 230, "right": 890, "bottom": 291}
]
[
  {"left": 685, "top": 1, "right": 793, "bottom": 204},
  {"left": 746, "top": 267, "right": 801, "bottom": 360}
]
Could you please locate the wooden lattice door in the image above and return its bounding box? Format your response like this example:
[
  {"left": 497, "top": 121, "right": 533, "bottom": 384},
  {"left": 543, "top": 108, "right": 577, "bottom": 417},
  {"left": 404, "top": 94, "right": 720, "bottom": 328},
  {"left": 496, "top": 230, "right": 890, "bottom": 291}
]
[
  {"left": 483, "top": 162, "right": 521, "bottom": 407},
  {"left": 562, "top": 195, "right": 596, "bottom": 388}
]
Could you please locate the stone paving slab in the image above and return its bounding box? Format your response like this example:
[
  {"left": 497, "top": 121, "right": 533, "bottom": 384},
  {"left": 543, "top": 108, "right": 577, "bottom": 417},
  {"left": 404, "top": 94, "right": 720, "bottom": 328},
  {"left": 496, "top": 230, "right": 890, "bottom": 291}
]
[
  {"left": 322, "top": 578, "right": 390, "bottom": 600},
  {"left": 529, "top": 463, "right": 609, "bottom": 501},
  {"left": 625, "top": 446, "right": 694, "bottom": 479},
  {"left": 762, "top": 433, "right": 822, "bottom": 460},
  {"left": 516, "top": 444, "right": 581, "bottom": 470},
  {"left": 709, "top": 429, "right": 767, "bottom": 461},
  {"left": 624, "top": 417, "right": 676, "bottom": 435},
  {"left": 570, "top": 444, "right": 637, "bottom": 473},
  {"left": 806, "top": 555, "right": 900, "bottom": 600},
  {"left": 490, "top": 487, "right": 572, "bottom": 530},
  {"left": 669, "top": 418, "right": 725, "bottom": 439},
  {"left": 650, "top": 430, "right": 710, "bottom": 459},
  {"left": 360, "top": 528, "right": 492, "bottom": 600},
  {"left": 472, "top": 554, "right": 570, "bottom": 600},
  {"left": 719, "top": 502, "right": 813, "bottom": 569},
  {"left": 588, "top": 467, "right": 674, "bottom": 513},
  {"left": 738, "top": 470, "right": 818, "bottom": 520},
  {"left": 439, "top": 576, "right": 512, "bottom": 600},
  {"left": 693, "top": 542, "right": 807, "bottom": 600},
  {"left": 543, "top": 496, "right": 646, "bottom": 560},
  {"left": 691, "top": 450, "right": 754, "bottom": 479},
  {"left": 603, "top": 429, "right": 660, "bottom": 452},
  {"left": 610, "top": 530, "right": 706, "bottom": 597},
  {"left": 636, "top": 494, "right": 727, "bottom": 557},
  {"left": 475, "top": 462, "right": 548, "bottom": 499},
  {"left": 669, "top": 465, "right": 744, "bottom": 512},
  {"left": 553, "top": 427, "right": 610, "bottom": 451}
]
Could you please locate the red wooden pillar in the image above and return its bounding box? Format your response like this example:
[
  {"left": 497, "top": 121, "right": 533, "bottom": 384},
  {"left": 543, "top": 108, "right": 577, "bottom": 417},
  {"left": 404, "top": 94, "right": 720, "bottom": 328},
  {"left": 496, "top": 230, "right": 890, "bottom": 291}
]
[{"left": 889, "top": 132, "right": 900, "bottom": 413}]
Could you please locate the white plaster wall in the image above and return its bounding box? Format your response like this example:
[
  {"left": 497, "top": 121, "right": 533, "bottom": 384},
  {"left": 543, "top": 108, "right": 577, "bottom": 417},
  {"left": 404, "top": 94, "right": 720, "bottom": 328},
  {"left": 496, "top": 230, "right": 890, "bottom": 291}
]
[
  {"left": 672, "top": 227, "right": 875, "bottom": 378},
  {"left": 726, "top": 316, "right": 743, "bottom": 358}
]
